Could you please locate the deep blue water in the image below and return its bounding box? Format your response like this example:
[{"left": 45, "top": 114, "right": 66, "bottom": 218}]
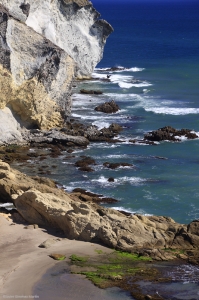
[
  {"left": 11, "top": 1, "right": 199, "bottom": 225},
  {"left": 69, "top": 0, "right": 199, "bottom": 224}
]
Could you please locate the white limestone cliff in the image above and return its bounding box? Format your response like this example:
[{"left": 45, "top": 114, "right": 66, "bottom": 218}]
[
  {"left": 0, "top": 1, "right": 113, "bottom": 144},
  {"left": 1, "top": 0, "right": 113, "bottom": 78}
]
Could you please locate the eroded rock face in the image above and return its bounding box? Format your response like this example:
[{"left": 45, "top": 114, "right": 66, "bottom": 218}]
[
  {"left": 1, "top": 161, "right": 199, "bottom": 261},
  {"left": 0, "top": 5, "right": 75, "bottom": 132},
  {"left": 0, "top": 1, "right": 113, "bottom": 145},
  {"left": 1, "top": 0, "right": 113, "bottom": 78}
]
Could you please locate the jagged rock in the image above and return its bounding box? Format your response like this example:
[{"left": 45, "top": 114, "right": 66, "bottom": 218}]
[
  {"left": 26, "top": 129, "right": 89, "bottom": 147},
  {"left": 80, "top": 89, "right": 103, "bottom": 95},
  {"left": 75, "top": 156, "right": 96, "bottom": 171},
  {"left": 0, "top": 160, "right": 72, "bottom": 203},
  {"left": 144, "top": 126, "right": 198, "bottom": 142},
  {"left": 95, "top": 100, "right": 120, "bottom": 114},
  {"left": 1, "top": 0, "right": 113, "bottom": 78},
  {"left": 70, "top": 189, "right": 118, "bottom": 204}
]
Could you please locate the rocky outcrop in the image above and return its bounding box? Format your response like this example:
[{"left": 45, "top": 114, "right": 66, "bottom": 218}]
[
  {"left": 0, "top": 4, "right": 75, "bottom": 133},
  {"left": 95, "top": 100, "right": 120, "bottom": 114},
  {"left": 1, "top": 160, "right": 199, "bottom": 262},
  {"left": 80, "top": 89, "right": 103, "bottom": 95},
  {"left": 1, "top": 0, "right": 113, "bottom": 78},
  {"left": 144, "top": 126, "right": 199, "bottom": 142},
  {"left": 0, "top": 1, "right": 113, "bottom": 145}
]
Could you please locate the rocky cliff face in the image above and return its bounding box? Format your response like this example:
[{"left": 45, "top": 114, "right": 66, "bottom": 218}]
[
  {"left": 0, "top": 1, "right": 113, "bottom": 144},
  {"left": 1, "top": 0, "right": 113, "bottom": 78}
]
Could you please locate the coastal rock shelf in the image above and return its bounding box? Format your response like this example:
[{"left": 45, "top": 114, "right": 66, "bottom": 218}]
[{"left": 1, "top": 160, "right": 199, "bottom": 264}]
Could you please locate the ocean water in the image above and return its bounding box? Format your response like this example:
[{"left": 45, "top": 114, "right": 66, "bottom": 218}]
[
  {"left": 11, "top": 1, "right": 199, "bottom": 225},
  {"left": 68, "top": 0, "right": 199, "bottom": 224},
  {"left": 12, "top": 1, "right": 199, "bottom": 298}
]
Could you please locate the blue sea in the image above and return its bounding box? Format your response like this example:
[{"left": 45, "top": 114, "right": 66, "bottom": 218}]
[
  {"left": 69, "top": 0, "right": 199, "bottom": 225},
  {"left": 10, "top": 0, "right": 199, "bottom": 226},
  {"left": 25, "top": 1, "right": 199, "bottom": 298}
]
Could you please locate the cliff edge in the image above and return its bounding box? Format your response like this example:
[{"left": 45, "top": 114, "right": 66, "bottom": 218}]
[{"left": 0, "top": 0, "right": 113, "bottom": 144}]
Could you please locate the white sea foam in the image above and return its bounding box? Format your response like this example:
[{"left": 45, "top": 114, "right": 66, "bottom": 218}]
[
  {"left": 95, "top": 66, "right": 145, "bottom": 72},
  {"left": 128, "top": 67, "right": 145, "bottom": 72},
  {"left": 112, "top": 206, "right": 152, "bottom": 216},
  {"left": 92, "top": 175, "right": 146, "bottom": 186},
  {"left": 105, "top": 154, "right": 129, "bottom": 159},
  {"left": 145, "top": 107, "right": 199, "bottom": 115},
  {"left": 118, "top": 82, "right": 134, "bottom": 89},
  {"left": 92, "top": 121, "right": 110, "bottom": 129},
  {"left": 112, "top": 206, "right": 136, "bottom": 214}
]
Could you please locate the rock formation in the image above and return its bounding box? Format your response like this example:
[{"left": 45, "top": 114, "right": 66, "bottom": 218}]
[
  {"left": 1, "top": 160, "right": 199, "bottom": 262},
  {"left": 0, "top": 1, "right": 113, "bottom": 145},
  {"left": 144, "top": 126, "right": 198, "bottom": 142},
  {"left": 1, "top": 0, "right": 113, "bottom": 78},
  {"left": 95, "top": 100, "right": 120, "bottom": 114}
]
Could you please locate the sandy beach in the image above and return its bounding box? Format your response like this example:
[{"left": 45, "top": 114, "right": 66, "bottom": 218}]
[{"left": 0, "top": 213, "right": 114, "bottom": 300}]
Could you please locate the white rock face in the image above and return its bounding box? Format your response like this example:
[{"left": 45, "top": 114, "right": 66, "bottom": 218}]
[
  {"left": 1, "top": 0, "right": 113, "bottom": 77},
  {"left": 0, "top": 107, "right": 23, "bottom": 145}
]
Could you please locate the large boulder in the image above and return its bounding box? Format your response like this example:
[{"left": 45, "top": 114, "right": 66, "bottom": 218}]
[
  {"left": 95, "top": 100, "right": 120, "bottom": 114},
  {"left": 2, "top": 161, "right": 199, "bottom": 260}
]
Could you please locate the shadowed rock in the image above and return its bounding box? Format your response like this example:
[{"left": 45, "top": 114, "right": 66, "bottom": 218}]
[
  {"left": 144, "top": 126, "right": 198, "bottom": 142},
  {"left": 95, "top": 100, "right": 120, "bottom": 114}
]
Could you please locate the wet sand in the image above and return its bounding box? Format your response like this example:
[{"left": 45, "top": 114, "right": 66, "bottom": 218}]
[{"left": 0, "top": 214, "right": 114, "bottom": 300}]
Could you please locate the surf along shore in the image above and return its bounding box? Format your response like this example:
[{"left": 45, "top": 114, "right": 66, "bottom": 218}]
[{"left": 1, "top": 148, "right": 199, "bottom": 300}]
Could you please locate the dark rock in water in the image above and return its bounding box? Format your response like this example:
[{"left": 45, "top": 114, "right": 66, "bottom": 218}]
[
  {"left": 109, "top": 123, "right": 123, "bottom": 133},
  {"left": 75, "top": 156, "right": 96, "bottom": 172},
  {"left": 80, "top": 89, "right": 103, "bottom": 95},
  {"left": 70, "top": 188, "right": 118, "bottom": 204},
  {"left": 72, "top": 188, "right": 103, "bottom": 198},
  {"left": 129, "top": 139, "right": 157, "bottom": 145},
  {"left": 60, "top": 120, "right": 122, "bottom": 143},
  {"left": 103, "top": 162, "right": 134, "bottom": 169},
  {"left": 104, "top": 67, "right": 126, "bottom": 72},
  {"left": 144, "top": 126, "right": 199, "bottom": 142},
  {"left": 95, "top": 100, "right": 120, "bottom": 114},
  {"left": 78, "top": 166, "right": 94, "bottom": 172},
  {"left": 108, "top": 177, "right": 115, "bottom": 182}
]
